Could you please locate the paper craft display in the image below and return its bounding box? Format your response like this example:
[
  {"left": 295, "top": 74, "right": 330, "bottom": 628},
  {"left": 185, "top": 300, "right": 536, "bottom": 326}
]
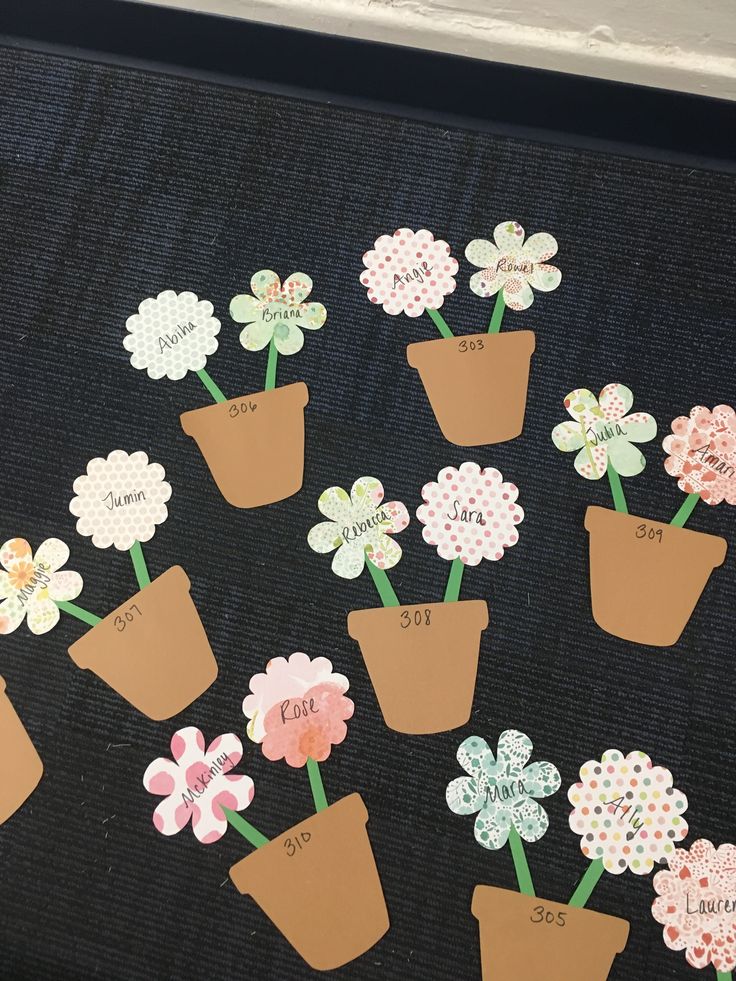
[
  {"left": 60, "top": 450, "right": 218, "bottom": 719},
  {"left": 0, "top": 676, "right": 43, "bottom": 824},
  {"left": 652, "top": 839, "right": 736, "bottom": 979},
  {"left": 360, "top": 222, "right": 561, "bottom": 445},
  {"left": 124, "top": 284, "right": 320, "bottom": 509},
  {"left": 308, "top": 465, "right": 520, "bottom": 734},
  {"left": 553, "top": 391, "right": 730, "bottom": 645}
]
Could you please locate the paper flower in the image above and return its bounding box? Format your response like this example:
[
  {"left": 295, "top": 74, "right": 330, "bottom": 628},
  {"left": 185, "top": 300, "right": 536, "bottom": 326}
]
[
  {"left": 568, "top": 749, "right": 688, "bottom": 875},
  {"left": 230, "top": 270, "right": 326, "bottom": 356},
  {"left": 652, "top": 839, "right": 736, "bottom": 972},
  {"left": 243, "top": 651, "right": 350, "bottom": 743},
  {"left": 243, "top": 653, "right": 354, "bottom": 767},
  {"left": 123, "top": 290, "right": 221, "bottom": 381},
  {"left": 465, "top": 221, "right": 561, "bottom": 311},
  {"left": 0, "top": 537, "right": 83, "bottom": 636},
  {"left": 69, "top": 450, "right": 172, "bottom": 550},
  {"left": 663, "top": 404, "right": 736, "bottom": 505},
  {"left": 446, "top": 731, "right": 561, "bottom": 850},
  {"left": 360, "top": 228, "right": 458, "bottom": 317},
  {"left": 552, "top": 384, "right": 657, "bottom": 479},
  {"left": 143, "top": 727, "right": 254, "bottom": 845},
  {"left": 307, "top": 476, "right": 410, "bottom": 579},
  {"left": 416, "top": 462, "right": 523, "bottom": 565}
]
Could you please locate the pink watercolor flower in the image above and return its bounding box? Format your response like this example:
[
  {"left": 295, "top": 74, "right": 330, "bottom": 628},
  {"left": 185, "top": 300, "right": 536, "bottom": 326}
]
[
  {"left": 143, "top": 727, "right": 254, "bottom": 845},
  {"left": 652, "top": 839, "right": 736, "bottom": 973},
  {"left": 360, "top": 228, "right": 458, "bottom": 317},
  {"left": 243, "top": 651, "right": 350, "bottom": 742},
  {"left": 261, "top": 680, "right": 354, "bottom": 768},
  {"left": 663, "top": 404, "right": 736, "bottom": 505},
  {"left": 416, "top": 461, "right": 524, "bottom": 565}
]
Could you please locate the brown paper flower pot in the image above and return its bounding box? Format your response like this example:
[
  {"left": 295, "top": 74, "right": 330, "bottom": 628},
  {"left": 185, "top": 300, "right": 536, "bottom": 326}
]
[
  {"left": 406, "top": 330, "right": 535, "bottom": 445},
  {"left": 229, "top": 793, "right": 389, "bottom": 971},
  {"left": 180, "top": 381, "right": 309, "bottom": 508},
  {"left": 0, "top": 677, "right": 43, "bottom": 824},
  {"left": 346, "top": 600, "right": 489, "bottom": 734},
  {"left": 67, "top": 566, "right": 217, "bottom": 720},
  {"left": 585, "top": 506, "right": 727, "bottom": 646},
  {"left": 472, "top": 886, "right": 629, "bottom": 981}
]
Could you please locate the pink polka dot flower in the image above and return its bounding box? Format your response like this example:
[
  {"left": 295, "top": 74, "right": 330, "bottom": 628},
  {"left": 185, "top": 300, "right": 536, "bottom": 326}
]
[
  {"left": 663, "top": 405, "right": 736, "bottom": 525},
  {"left": 361, "top": 228, "right": 458, "bottom": 319},
  {"left": 143, "top": 726, "right": 255, "bottom": 845}
]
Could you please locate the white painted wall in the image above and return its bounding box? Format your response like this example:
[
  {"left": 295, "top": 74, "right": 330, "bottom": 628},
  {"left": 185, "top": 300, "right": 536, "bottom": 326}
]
[{"left": 142, "top": 0, "right": 736, "bottom": 100}]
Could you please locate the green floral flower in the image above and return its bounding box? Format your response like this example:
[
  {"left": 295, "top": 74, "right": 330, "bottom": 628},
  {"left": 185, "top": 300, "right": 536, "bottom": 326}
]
[{"left": 230, "top": 270, "right": 326, "bottom": 356}]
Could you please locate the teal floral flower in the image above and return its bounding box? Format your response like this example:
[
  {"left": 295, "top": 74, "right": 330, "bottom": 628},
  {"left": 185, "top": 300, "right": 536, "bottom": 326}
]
[{"left": 446, "top": 731, "right": 561, "bottom": 850}]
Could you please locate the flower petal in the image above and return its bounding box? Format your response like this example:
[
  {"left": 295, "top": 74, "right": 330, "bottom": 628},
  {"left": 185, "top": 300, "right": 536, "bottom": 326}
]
[
  {"left": 229, "top": 293, "right": 262, "bottom": 324},
  {"left": 607, "top": 438, "right": 647, "bottom": 477},
  {"left": 331, "top": 542, "right": 366, "bottom": 579},
  {"left": 351, "top": 476, "right": 384, "bottom": 508},
  {"left": 382, "top": 501, "right": 410, "bottom": 534},
  {"left": 26, "top": 595, "right": 60, "bottom": 635},
  {"left": 496, "top": 730, "right": 533, "bottom": 776},
  {"left": 1, "top": 538, "right": 32, "bottom": 569},
  {"left": 574, "top": 443, "right": 608, "bottom": 480},
  {"left": 143, "top": 756, "right": 180, "bottom": 796},
  {"left": 474, "top": 805, "right": 511, "bottom": 850},
  {"left": 503, "top": 278, "right": 534, "bottom": 311},
  {"left": 619, "top": 412, "right": 657, "bottom": 444},
  {"left": 307, "top": 521, "right": 343, "bottom": 555},
  {"left": 0, "top": 596, "right": 26, "bottom": 635},
  {"left": 317, "top": 485, "right": 352, "bottom": 521},
  {"left": 299, "top": 302, "right": 326, "bottom": 330},
  {"left": 520, "top": 761, "right": 561, "bottom": 799},
  {"left": 493, "top": 220, "right": 525, "bottom": 253},
  {"left": 46, "top": 570, "right": 83, "bottom": 602},
  {"left": 365, "top": 533, "right": 402, "bottom": 571},
  {"left": 273, "top": 323, "right": 304, "bottom": 356},
  {"left": 457, "top": 735, "right": 493, "bottom": 777},
  {"left": 520, "top": 231, "right": 558, "bottom": 263},
  {"left": 250, "top": 269, "right": 281, "bottom": 301},
  {"left": 552, "top": 420, "right": 585, "bottom": 452},
  {"left": 151, "top": 792, "right": 192, "bottom": 836},
  {"left": 528, "top": 263, "right": 561, "bottom": 292},
  {"left": 564, "top": 389, "right": 600, "bottom": 423},
  {"left": 281, "top": 272, "right": 313, "bottom": 305},
  {"left": 511, "top": 797, "right": 550, "bottom": 843},
  {"left": 239, "top": 320, "right": 273, "bottom": 352},
  {"left": 464, "top": 238, "right": 500, "bottom": 269},
  {"left": 0, "top": 572, "right": 11, "bottom": 599},
  {"left": 33, "top": 538, "right": 70, "bottom": 573},
  {"left": 446, "top": 775, "right": 483, "bottom": 815},
  {"left": 469, "top": 268, "right": 503, "bottom": 299},
  {"left": 170, "top": 726, "right": 206, "bottom": 763},
  {"left": 206, "top": 732, "right": 243, "bottom": 768},
  {"left": 599, "top": 383, "right": 633, "bottom": 421}
]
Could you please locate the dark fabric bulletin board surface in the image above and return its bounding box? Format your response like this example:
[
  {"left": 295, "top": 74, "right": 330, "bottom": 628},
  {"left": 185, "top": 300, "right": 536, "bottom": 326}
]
[{"left": 1, "top": 3, "right": 735, "bottom": 979}]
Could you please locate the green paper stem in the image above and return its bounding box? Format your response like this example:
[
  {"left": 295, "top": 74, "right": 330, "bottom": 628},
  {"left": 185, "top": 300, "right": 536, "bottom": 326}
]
[
  {"left": 264, "top": 337, "right": 278, "bottom": 391},
  {"left": 129, "top": 540, "right": 151, "bottom": 590},
  {"left": 568, "top": 858, "right": 605, "bottom": 908},
  {"left": 307, "top": 757, "right": 328, "bottom": 812},
  {"left": 443, "top": 557, "right": 465, "bottom": 603},
  {"left": 508, "top": 826, "right": 535, "bottom": 896},
  {"left": 488, "top": 291, "right": 506, "bottom": 334},
  {"left": 196, "top": 367, "right": 227, "bottom": 403},
  {"left": 671, "top": 492, "right": 700, "bottom": 528},
  {"left": 425, "top": 307, "right": 454, "bottom": 339},
  {"left": 606, "top": 462, "right": 628, "bottom": 514},
  {"left": 54, "top": 600, "right": 102, "bottom": 627},
  {"left": 715, "top": 971, "right": 732, "bottom": 980},
  {"left": 365, "top": 557, "right": 400, "bottom": 607},
  {"left": 222, "top": 806, "right": 269, "bottom": 848}
]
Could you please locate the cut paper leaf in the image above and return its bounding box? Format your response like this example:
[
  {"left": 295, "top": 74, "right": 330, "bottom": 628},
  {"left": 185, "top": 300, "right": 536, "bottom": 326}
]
[
  {"left": 243, "top": 652, "right": 353, "bottom": 767},
  {"left": 67, "top": 566, "right": 217, "bottom": 720},
  {"left": 552, "top": 384, "right": 656, "bottom": 481},
  {"left": 472, "top": 886, "right": 629, "bottom": 981},
  {"left": 144, "top": 726, "right": 254, "bottom": 844},
  {"left": 230, "top": 270, "right": 326, "bottom": 357},
  {"left": 229, "top": 793, "right": 389, "bottom": 971},
  {"left": 652, "top": 839, "right": 736, "bottom": 973},
  {"left": 124, "top": 290, "right": 221, "bottom": 381},
  {"left": 360, "top": 228, "right": 458, "bottom": 317},
  {"left": 416, "top": 462, "right": 523, "bottom": 566},
  {"left": 465, "top": 220, "right": 561, "bottom": 311},
  {"left": 0, "top": 537, "right": 82, "bottom": 635},
  {"left": 447, "top": 731, "right": 561, "bottom": 850},
  {"left": 69, "top": 450, "right": 171, "bottom": 550},
  {"left": 568, "top": 749, "right": 689, "bottom": 875},
  {"left": 0, "top": 676, "right": 43, "bottom": 825},
  {"left": 663, "top": 404, "right": 736, "bottom": 505},
  {"left": 307, "top": 477, "right": 409, "bottom": 580}
]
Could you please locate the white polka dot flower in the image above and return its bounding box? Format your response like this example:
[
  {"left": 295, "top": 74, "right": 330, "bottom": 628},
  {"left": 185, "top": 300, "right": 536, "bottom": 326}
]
[
  {"left": 307, "top": 476, "right": 410, "bottom": 579},
  {"left": 124, "top": 290, "right": 221, "bottom": 381},
  {"left": 568, "top": 749, "right": 689, "bottom": 875},
  {"left": 360, "top": 228, "right": 458, "bottom": 317},
  {"left": 70, "top": 450, "right": 172, "bottom": 550},
  {"left": 230, "top": 270, "right": 326, "bottom": 356},
  {"left": 465, "top": 220, "right": 561, "bottom": 311},
  {"left": 0, "top": 537, "right": 83, "bottom": 635}
]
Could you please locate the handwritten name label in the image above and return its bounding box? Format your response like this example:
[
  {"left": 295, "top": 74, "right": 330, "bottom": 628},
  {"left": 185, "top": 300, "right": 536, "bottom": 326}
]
[
  {"left": 603, "top": 796, "right": 644, "bottom": 839},
  {"left": 393, "top": 261, "right": 433, "bottom": 288},
  {"left": 181, "top": 751, "right": 232, "bottom": 808},
  {"left": 686, "top": 893, "right": 736, "bottom": 916},
  {"left": 284, "top": 831, "right": 312, "bottom": 857},
  {"left": 586, "top": 422, "right": 628, "bottom": 447},
  {"left": 484, "top": 779, "right": 528, "bottom": 806},
  {"left": 16, "top": 562, "right": 51, "bottom": 608},
  {"left": 159, "top": 321, "right": 197, "bottom": 354},
  {"left": 114, "top": 603, "right": 142, "bottom": 632},
  {"left": 693, "top": 445, "right": 736, "bottom": 478},
  {"left": 262, "top": 306, "right": 302, "bottom": 323},
  {"left": 342, "top": 508, "right": 389, "bottom": 543},
  {"left": 400, "top": 609, "right": 432, "bottom": 628},
  {"left": 635, "top": 523, "right": 663, "bottom": 543},
  {"left": 458, "top": 338, "right": 484, "bottom": 353},
  {"left": 446, "top": 500, "right": 486, "bottom": 525},
  {"left": 228, "top": 400, "right": 258, "bottom": 418},
  {"left": 279, "top": 698, "right": 319, "bottom": 725},
  {"left": 102, "top": 489, "right": 146, "bottom": 511},
  {"left": 496, "top": 258, "right": 533, "bottom": 275},
  {"left": 530, "top": 905, "right": 567, "bottom": 927}
]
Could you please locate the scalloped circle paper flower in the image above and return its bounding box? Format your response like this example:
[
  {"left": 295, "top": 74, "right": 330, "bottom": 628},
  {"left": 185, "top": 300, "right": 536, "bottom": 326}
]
[
  {"left": 568, "top": 749, "right": 688, "bottom": 875},
  {"left": 416, "top": 462, "right": 523, "bottom": 566},
  {"left": 663, "top": 404, "right": 736, "bottom": 505},
  {"left": 465, "top": 220, "right": 561, "bottom": 311},
  {"left": 652, "top": 839, "right": 736, "bottom": 972},
  {"left": 143, "top": 727, "right": 254, "bottom": 845},
  {"left": 0, "top": 538, "right": 83, "bottom": 635},
  {"left": 360, "top": 228, "right": 458, "bottom": 317},
  {"left": 447, "top": 731, "right": 561, "bottom": 850},
  {"left": 69, "top": 450, "right": 172, "bottom": 551},
  {"left": 552, "top": 383, "right": 657, "bottom": 480},
  {"left": 230, "top": 270, "right": 326, "bottom": 356},
  {"left": 243, "top": 653, "right": 354, "bottom": 768},
  {"left": 123, "top": 290, "right": 221, "bottom": 381},
  {"left": 307, "top": 476, "right": 410, "bottom": 579}
]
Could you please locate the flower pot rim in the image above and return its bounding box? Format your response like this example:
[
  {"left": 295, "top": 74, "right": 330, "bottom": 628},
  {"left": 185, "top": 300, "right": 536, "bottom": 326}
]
[
  {"left": 346, "top": 598, "right": 489, "bottom": 639},
  {"left": 584, "top": 504, "right": 727, "bottom": 566},
  {"left": 179, "top": 380, "right": 309, "bottom": 431},
  {"left": 406, "top": 329, "right": 536, "bottom": 367}
]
